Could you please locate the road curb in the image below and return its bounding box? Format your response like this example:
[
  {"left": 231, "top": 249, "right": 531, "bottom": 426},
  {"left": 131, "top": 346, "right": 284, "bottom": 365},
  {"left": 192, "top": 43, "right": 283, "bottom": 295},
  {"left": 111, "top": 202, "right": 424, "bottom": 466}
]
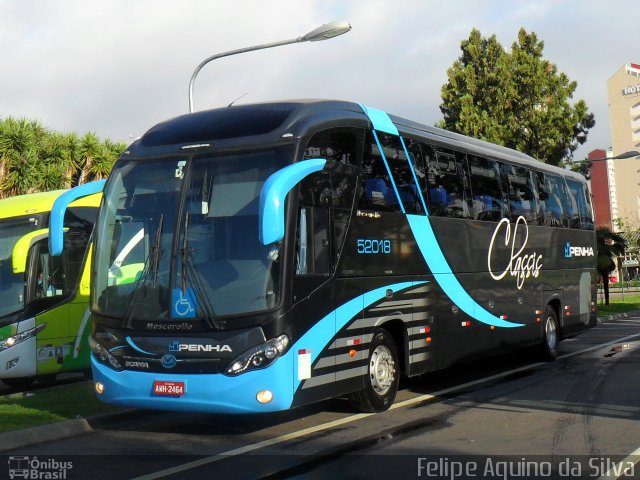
[
  {"left": 0, "top": 418, "right": 93, "bottom": 452},
  {"left": 0, "top": 408, "right": 143, "bottom": 453},
  {"left": 598, "top": 310, "right": 640, "bottom": 322}
]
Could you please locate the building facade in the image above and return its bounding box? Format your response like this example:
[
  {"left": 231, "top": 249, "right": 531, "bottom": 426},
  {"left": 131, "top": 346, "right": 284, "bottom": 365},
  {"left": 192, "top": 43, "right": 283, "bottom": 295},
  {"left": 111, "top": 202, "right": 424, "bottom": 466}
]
[{"left": 606, "top": 63, "right": 640, "bottom": 228}]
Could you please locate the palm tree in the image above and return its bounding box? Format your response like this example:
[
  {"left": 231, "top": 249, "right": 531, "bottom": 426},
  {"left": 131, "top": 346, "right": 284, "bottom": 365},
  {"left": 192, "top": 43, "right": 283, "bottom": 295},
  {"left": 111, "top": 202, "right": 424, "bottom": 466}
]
[
  {"left": 76, "top": 132, "right": 100, "bottom": 185},
  {"left": 0, "top": 118, "right": 40, "bottom": 197},
  {"left": 596, "top": 227, "right": 627, "bottom": 305}
]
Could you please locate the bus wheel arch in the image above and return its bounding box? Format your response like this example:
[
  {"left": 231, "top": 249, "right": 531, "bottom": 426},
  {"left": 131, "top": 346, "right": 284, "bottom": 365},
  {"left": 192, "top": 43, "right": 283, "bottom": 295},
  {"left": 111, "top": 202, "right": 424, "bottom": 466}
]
[{"left": 349, "top": 327, "right": 400, "bottom": 413}]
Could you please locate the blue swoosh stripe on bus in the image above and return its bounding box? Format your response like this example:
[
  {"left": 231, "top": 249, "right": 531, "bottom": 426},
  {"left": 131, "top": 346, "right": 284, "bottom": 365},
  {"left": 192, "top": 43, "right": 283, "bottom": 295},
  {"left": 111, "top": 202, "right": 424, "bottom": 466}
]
[
  {"left": 407, "top": 215, "right": 523, "bottom": 328},
  {"left": 372, "top": 130, "right": 405, "bottom": 214},
  {"left": 290, "top": 281, "right": 426, "bottom": 390},
  {"left": 359, "top": 104, "right": 523, "bottom": 329},
  {"left": 399, "top": 136, "right": 428, "bottom": 214},
  {"left": 359, "top": 104, "right": 399, "bottom": 135},
  {"left": 125, "top": 336, "right": 155, "bottom": 355}
]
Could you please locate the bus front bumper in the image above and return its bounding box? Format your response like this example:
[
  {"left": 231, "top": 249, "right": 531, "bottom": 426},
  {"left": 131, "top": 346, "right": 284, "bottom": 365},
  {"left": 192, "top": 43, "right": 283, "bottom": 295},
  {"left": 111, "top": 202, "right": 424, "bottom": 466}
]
[{"left": 91, "top": 354, "right": 295, "bottom": 414}]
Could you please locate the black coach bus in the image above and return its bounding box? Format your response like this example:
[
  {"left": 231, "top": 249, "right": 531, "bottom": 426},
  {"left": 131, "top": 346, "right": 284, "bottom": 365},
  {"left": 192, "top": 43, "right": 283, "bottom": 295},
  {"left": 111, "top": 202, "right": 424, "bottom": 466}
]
[{"left": 84, "top": 100, "right": 597, "bottom": 413}]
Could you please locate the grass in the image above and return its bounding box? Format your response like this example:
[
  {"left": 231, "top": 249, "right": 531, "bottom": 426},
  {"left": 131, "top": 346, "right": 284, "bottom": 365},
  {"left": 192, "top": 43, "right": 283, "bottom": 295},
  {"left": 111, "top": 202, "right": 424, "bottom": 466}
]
[
  {"left": 0, "top": 381, "right": 122, "bottom": 433},
  {"left": 597, "top": 294, "right": 640, "bottom": 317}
]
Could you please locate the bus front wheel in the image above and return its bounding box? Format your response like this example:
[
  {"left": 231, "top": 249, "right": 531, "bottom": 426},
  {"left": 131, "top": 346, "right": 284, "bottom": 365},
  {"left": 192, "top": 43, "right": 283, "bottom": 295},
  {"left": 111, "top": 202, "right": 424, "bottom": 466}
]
[
  {"left": 540, "top": 306, "right": 560, "bottom": 360},
  {"left": 349, "top": 328, "right": 399, "bottom": 413}
]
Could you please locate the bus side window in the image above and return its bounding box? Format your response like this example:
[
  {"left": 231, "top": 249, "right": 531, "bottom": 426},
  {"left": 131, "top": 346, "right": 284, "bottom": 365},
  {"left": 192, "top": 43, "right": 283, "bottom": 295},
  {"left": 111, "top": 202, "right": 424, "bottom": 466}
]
[
  {"left": 468, "top": 155, "right": 504, "bottom": 221},
  {"left": 359, "top": 132, "right": 402, "bottom": 213},
  {"left": 536, "top": 172, "right": 557, "bottom": 227},
  {"left": 423, "top": 144, "right": 471, "bottom": 219},
  {"left": 501, "top": 164, "right": 537, "bottom": 224},
  {"left": 559, "top": 178, "right": 580, "bottom": 229},
  {"left": 372, "top": 132, "right": 422, "bottom": 214},
  {"left": 295, "top": 206, "right": 330, "bottom": 275},
  {"left": 303, "top": 127, "right": 364, "bottom": 169},
  {"left": 566, "top": 178, "right": 594, "bottom": 230}
]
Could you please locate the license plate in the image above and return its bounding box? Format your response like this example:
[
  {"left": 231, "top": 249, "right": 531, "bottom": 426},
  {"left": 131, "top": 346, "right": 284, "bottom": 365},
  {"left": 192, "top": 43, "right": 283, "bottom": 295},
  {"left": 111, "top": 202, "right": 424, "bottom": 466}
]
[{"left": 152, "top": 380, "right": 185, "bottom": 397}]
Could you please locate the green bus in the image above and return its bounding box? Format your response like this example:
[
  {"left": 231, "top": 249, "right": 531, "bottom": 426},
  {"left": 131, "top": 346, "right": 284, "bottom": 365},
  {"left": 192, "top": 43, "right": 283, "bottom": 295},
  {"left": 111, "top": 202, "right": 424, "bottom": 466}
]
[{"left": 0, "top": 182, "right": 103, "bottom": 389}]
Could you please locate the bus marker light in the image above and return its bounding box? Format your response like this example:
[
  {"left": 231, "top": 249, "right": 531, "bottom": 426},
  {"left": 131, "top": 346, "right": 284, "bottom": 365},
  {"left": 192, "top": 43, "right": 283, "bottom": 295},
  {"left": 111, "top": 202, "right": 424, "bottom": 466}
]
[
  {"left": 535, "top": 310, "right": 542, "bottom": 315},
  {"left": 298, "top": 349, "right": 312, "bottom": 380},
  {"left": 461, "top": 321, "right": 471, "bottom": 327},
  {"left": 346, "top": 338, "right": 360, "bottom": 346},
  {"left": 500, "top": 315, "right": 507, "bottom": 320},
  {"left": 426, "top": 337, "right": 432, "bottom": 343},
  {"left": 348, "top": 349, "right": 357, "bottom": 358},
  {"left": 490, "top": 326, "right": 495, "bottom": 331},
  {"left": 95, "top": 382, "right": 105, "bottom": 395},
  {"left": 256, "top": 390, "right": 273, "bottom": 404}
]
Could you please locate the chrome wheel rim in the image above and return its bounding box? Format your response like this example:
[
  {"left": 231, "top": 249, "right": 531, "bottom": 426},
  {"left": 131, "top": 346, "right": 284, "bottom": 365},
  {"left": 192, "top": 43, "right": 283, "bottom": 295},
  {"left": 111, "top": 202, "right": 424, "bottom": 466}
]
[
  {"left": 545, "top": 316, "right": 558, "bottom": 351},
  {"left": 369, "top": 345, "right": 395, "bottom": 395}
]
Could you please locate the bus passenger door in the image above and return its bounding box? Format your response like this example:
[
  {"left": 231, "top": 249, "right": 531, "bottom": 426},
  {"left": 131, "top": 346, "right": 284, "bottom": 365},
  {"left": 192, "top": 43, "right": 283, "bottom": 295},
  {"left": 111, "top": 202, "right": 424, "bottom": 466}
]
[{"left": 292, "top": 203, "right": 337, "bottom": 402}]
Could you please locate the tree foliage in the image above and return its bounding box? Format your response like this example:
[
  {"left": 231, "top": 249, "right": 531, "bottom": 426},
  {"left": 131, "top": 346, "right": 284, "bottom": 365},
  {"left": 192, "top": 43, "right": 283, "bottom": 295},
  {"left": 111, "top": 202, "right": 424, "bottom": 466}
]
[
  {"left": 0, "top": 117, "right": 126, "bottom": 198},
  {"left": 439, "top": 28, "right": 595, "bottom": 166}
]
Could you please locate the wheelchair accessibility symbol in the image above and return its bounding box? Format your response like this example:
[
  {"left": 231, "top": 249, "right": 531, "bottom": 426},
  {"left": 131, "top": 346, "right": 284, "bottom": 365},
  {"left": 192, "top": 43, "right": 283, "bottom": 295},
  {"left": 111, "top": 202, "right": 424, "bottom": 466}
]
[{"left": 172, "top": 288, "right": 197, "bottom": 318}]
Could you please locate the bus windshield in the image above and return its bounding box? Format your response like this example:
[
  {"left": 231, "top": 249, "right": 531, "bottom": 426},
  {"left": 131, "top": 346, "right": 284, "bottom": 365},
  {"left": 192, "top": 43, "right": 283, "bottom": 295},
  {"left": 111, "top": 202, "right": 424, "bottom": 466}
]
[
  {"left": 93, "top": 146, "right": 292, "bottom": 323},
  {"left": 0, "top": 216, "right": 43, "bottom": 317}
]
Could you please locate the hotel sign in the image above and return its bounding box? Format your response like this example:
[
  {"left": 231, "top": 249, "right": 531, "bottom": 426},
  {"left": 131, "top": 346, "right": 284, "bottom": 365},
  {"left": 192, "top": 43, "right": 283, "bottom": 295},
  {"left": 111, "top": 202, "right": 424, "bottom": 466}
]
[{"left": 622, "top": 84, "right": 640, "bottom": 96}]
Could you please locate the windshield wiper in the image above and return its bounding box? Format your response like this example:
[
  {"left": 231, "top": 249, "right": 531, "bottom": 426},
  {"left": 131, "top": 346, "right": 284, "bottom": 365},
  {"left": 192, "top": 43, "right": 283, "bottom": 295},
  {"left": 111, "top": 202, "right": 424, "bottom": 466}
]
[
  {"left": 122, "top": 214, "right": 164, "bottom": 329},
  {"left": 179, "top": 212, "right": 220, "bottom": 330},
  {"left": 151, "top": 214, "right": 164, "bottom": 288}
]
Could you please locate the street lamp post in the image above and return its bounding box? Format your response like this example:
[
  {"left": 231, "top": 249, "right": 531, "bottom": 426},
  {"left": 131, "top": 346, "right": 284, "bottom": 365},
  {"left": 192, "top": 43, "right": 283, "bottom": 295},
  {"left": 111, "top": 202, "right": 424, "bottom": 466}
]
[
  {"left": 188, "top": 21, "right": 352, "bottom": 113},
  {"left": 582, "top": 150, "right": 640, "bottom": 163}
]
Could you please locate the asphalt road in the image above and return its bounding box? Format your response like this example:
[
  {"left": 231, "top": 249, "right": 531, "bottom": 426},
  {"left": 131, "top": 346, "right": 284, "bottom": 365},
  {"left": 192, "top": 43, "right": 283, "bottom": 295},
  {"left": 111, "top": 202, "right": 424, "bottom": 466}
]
[{"left": 2, "top": 317, "right": 640, "bottom": 480}]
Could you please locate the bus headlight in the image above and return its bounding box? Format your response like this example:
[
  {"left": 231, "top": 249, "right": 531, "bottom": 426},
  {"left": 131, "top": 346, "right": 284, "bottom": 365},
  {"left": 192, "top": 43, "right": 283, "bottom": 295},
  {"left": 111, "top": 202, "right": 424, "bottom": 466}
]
[
  {"left": 0, "top": 324, "right": 46, "bottom": 352},
  {"left": 88, "top": 336, "right": 123, "bottom": 370},
  {"left": 225, "top": 334, "right": 289, "bottom": 376}
]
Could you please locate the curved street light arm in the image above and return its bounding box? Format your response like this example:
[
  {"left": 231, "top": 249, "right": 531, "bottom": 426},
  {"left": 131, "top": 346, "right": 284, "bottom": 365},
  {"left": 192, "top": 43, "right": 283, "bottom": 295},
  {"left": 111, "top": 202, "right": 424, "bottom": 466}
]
[
  {"left": 187, "top": 21, "right": 351, "bottom": 113},
  {"left": 188, "top": 36, "right": 302, "bottom": 113}
]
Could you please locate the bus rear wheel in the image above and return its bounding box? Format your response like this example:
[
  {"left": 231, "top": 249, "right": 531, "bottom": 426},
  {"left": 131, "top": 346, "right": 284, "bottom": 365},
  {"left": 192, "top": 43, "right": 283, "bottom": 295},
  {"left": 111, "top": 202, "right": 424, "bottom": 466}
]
[
  {"left": 349, "top": 328, "right": 399, "bottom": 413},
  {"left": 539, "top": 306, "right": 559, "bottom": 360}
]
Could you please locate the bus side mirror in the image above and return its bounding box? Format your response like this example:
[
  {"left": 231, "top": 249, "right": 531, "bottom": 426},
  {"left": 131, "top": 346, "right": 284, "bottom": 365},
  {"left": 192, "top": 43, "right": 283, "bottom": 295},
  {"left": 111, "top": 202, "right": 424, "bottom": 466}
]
[
  {"left": 259, "top": 158, "right": 326, "bottom": 245},
  {"left": 11, "top": 229, "right": 52, "bottom": 274}
]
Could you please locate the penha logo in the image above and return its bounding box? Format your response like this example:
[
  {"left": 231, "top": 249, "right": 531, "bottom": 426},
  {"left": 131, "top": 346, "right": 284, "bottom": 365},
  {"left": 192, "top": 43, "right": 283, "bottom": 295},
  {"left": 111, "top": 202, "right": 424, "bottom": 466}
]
[
  {"left": 488, "top": 216, "right": 543, "bottom": 290},
  {"left": 168, "top": 340, "right": 180, "bottom": 352},
  {"left": 565, "top": 241, "right": 594, "bottom": 258}
]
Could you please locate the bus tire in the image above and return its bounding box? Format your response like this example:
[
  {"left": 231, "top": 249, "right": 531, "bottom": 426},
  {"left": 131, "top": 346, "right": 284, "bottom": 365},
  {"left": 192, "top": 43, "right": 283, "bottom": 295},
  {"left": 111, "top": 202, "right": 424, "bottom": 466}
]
[
  {"left": 349, "top": 328, "right": 399, "bottom": 413},
  {"left": 540, "top": 306, "right": 559, "bottom": 360},
  {"left": 2, "top": 377, "right": 35, "bottom": 390}
]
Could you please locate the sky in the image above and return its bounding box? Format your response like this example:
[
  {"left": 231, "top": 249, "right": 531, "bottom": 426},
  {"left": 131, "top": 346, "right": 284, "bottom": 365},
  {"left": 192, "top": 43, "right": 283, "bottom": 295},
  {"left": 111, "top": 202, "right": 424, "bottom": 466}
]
[{"left": 1, "top": 0, "right": 638, "bottom": 161}]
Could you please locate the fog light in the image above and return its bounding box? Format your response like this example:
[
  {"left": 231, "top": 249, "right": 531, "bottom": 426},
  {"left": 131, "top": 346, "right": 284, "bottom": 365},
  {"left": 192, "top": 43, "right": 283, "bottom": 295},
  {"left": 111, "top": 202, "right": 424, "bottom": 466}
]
[
  {"left": 256, "top": 389, "right": 273, "bottom": 404},
  {"left": 95, "top": 382, "right": 105, "bottom": 395}
]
